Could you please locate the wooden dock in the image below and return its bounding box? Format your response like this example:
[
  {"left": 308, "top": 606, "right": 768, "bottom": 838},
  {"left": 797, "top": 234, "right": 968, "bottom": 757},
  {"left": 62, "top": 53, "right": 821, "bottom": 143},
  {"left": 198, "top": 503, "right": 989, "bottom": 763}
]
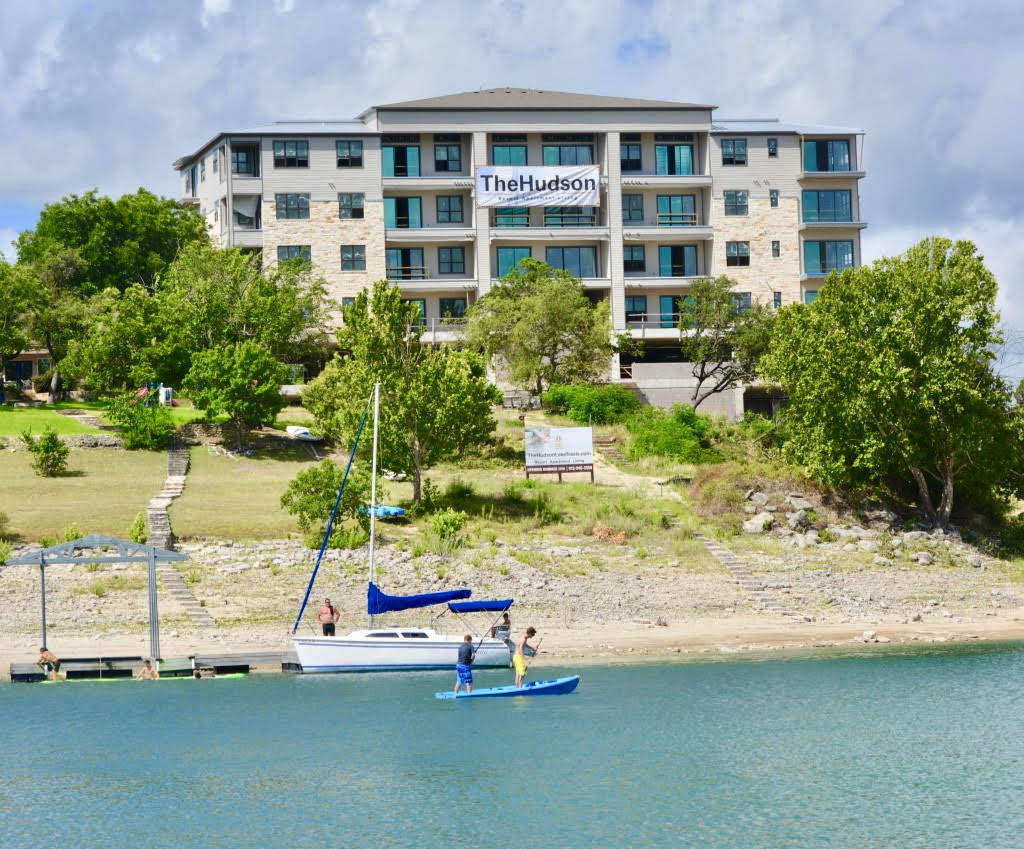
[{"left": 9, "top": 651, "right": 301, "bottom": 682}]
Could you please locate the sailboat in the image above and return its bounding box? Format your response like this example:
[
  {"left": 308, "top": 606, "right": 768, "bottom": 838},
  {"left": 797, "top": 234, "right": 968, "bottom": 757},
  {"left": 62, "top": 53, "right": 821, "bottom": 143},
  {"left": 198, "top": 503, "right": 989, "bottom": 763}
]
[{"left": 291, "top": 383, "right": 513, "bottom": 672}]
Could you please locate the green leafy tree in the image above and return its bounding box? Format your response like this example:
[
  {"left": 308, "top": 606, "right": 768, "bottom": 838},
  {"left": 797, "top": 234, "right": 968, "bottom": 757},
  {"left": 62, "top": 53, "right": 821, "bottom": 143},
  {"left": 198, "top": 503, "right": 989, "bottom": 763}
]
[
  {"left": 0, "top": 260, "right": 40, "bottom": 368},
  {"left": 152, "top": 243, "right": 333, "bottom": 386},
  {"left": 761, "top": 237, "right": 1023, "bottom": 526},
  {"left": 280, "top": 460, "right": 374, "bottom": 548},
  {"left": 182, "top": 341, "right": 289, "bottom": 450},
  {"left": 21, "top": 427, "right": 71, "bottom": 477},
  {"left": 15, "top": 189, "right": 206, "bottom": 297},
  {"left": 303, "top": 281, "right": 499, "bottom": 502},
  {"left": 677, "top": 276, "right": 776, "bottom": 409},
  {"left": 105, "top": 391, "right": 177, "bottom": 450},
  {"left": 465, "top": 258, "right": 614, "bottom": 394}
]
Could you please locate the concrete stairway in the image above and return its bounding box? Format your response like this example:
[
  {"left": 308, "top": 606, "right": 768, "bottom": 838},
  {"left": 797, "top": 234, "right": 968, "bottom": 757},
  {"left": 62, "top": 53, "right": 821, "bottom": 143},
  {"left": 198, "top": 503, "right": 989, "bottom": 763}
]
[
  {"left": 157, "top": 562, "right": 217, "bottom": 629},
  {"left": 696, "top": 534, "right": 794, "bottom": 616},
  {"left": 594, "top": 435, "right": 631, "bottom": 466}
]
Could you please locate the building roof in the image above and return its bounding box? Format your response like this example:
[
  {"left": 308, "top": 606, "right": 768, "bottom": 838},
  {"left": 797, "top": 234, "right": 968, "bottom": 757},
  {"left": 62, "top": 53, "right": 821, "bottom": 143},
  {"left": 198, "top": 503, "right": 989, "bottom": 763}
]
[
  {"left": 364, "top": 88, "right": 715, "bottom": 114},
  {"left": 712, "top": 119, "right": 865, "bottom": 136}
]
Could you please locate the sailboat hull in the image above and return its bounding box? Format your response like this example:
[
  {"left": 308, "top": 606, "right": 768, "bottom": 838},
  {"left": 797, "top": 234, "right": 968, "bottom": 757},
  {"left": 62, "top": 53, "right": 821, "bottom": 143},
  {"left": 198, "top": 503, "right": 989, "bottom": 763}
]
[{"left": 292, "top": 631, "right": 512, "bottom": 672}]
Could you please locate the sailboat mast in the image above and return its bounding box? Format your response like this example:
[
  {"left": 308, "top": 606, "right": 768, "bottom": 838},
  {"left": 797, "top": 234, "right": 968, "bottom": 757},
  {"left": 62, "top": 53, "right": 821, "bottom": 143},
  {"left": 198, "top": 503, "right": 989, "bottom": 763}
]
[{"left": 367, "top": 381, "right": 380, "bottom": 629}]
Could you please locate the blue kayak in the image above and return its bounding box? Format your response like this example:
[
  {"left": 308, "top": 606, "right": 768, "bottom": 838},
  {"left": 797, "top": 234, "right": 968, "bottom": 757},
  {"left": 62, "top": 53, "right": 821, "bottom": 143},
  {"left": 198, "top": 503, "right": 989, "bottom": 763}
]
[{"left": 435, "top": 675, "right": 580, "bottom": 700}]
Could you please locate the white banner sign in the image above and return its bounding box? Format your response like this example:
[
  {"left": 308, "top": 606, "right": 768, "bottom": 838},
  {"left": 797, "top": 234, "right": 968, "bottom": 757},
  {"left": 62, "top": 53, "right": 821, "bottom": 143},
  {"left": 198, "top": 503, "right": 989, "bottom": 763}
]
[
  {"left": 476, "top": 166, "right": 600, "bottom": 208},
  {"left": 524, "top": 427, "right": 594, "bottom": 467}
]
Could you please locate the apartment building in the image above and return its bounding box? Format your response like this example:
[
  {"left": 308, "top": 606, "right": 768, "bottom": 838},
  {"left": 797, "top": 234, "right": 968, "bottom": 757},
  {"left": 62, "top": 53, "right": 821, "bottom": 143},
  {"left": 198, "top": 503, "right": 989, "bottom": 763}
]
[{"left": 173, "top": 88, "right": 865, "bottom": 414}]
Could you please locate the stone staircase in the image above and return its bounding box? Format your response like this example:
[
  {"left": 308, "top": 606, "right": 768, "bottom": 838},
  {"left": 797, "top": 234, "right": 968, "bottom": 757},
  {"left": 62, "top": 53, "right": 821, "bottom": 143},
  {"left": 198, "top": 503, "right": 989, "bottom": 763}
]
[
  {"left": 157, "top": 562, "right": 217, "bottom": 629},
  {"left": 696, "top": 533, "right": 795, "bottom": 616},
  {"left": 594, "top": 435, "right": 631, "bottom": 466}
]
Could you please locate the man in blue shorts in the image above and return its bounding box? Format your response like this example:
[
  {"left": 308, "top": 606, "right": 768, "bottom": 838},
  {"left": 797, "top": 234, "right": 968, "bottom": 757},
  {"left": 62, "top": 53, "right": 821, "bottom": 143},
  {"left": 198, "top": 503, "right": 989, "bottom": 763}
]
[{"left": 454, "top": 634, "right": 475, "bottom": 694}]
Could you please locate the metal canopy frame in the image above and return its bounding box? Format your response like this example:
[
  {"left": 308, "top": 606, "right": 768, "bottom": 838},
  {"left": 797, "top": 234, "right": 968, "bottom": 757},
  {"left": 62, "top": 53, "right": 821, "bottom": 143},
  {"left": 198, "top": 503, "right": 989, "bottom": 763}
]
[{"left": 4, "top": 534, "right": 189, "bottom": 660}]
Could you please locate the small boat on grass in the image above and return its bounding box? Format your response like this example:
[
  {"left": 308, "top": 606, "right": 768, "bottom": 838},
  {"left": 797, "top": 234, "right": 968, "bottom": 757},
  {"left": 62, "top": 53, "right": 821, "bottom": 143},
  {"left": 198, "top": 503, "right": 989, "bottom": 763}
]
[
  {"left": 285, "top": 425, "right": 322, "bottom": 442},
  {"left": 435, "top": 675, "right": 580, "bottom": 699}
]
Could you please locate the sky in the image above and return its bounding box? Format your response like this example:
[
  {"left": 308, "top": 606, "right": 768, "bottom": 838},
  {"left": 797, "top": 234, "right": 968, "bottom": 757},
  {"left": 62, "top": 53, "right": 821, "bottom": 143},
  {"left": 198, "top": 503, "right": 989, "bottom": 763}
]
[{"left": 2, "top": 0, "right": 1023, "bottom": 369}]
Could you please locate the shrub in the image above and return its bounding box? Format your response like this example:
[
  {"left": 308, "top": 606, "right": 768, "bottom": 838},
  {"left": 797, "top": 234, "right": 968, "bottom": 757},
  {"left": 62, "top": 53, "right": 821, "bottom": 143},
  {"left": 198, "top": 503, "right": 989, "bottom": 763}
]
[
  {"left": 21, "top": 427, "right": 70, "bottom": 477},
  {"left": 542, "top": 383, "right": 641, "bottom": 425},
  {"left": 128, "top": 512, "right": 148, "bottom": 544},
  {"left": 422, "top": 508, "right": 467, "bottom": 556},
  {"left": 625, "top": 405, "right": 719, "bottom": 464},
  {"left": 32, "top": 370, "right": 54, "bottom": 394},
  {"left": 0, "top": 539, "right": 13, "bottom": 565},
  {"left": 280, "top": 460, "right": 374, "bottom": 549},
  {"left": 0, "top": 510, "right": 10, "bottom": 539},
  {"left": 106, "top": 392, "right": 177, "bottom": 450}
]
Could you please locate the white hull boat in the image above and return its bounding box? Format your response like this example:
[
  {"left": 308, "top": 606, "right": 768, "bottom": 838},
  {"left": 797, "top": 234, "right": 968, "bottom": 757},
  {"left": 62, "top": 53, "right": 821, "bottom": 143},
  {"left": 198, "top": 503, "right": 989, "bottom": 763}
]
[{"left": 293, "top": 630, "right": 511, "bottom": 672}]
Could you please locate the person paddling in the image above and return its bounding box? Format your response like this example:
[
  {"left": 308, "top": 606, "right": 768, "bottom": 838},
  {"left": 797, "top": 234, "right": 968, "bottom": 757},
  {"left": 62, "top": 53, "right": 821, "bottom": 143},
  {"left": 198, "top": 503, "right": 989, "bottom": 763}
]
[
  {"left": 454, "top": 634, "right": 475, "bottom": 694},
  {"left": 513, "top": 627, "right": 537, "bottom": 688}
]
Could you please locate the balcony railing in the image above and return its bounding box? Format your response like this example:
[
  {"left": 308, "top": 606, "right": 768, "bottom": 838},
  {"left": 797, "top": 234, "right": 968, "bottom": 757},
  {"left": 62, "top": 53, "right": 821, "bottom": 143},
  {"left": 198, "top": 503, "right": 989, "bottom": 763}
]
[
  {"left": 543, "top": 210, "right": 599, "bottom": 227},
  {"left": 656, "top": 211, "right": 698, "bottom": 226},
  {"left": 492, "top": 211, "right": 530, "bottom": 227},
  {"left": 625, "top": 312, "right": 683, "bottom": 330},
  {"left": 411, "top": 317, "right": 468, "bottom": 334},
  {"left": 387, "top": 265, "right": 428, "bottom": 280}
]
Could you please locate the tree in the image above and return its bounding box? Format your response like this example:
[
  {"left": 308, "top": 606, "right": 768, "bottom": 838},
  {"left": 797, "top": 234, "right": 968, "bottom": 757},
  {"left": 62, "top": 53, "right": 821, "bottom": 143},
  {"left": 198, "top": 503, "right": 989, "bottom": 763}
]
[
  {"left": 280, "top": 460, "right": 374, "bottom": 548},
  {"left": 303, "top": 281, "right": 499, "bottom": 502},
  {"left": 105, "top": 390, "right": 177, "bottom": 450},
  {"left": 0, "top": 260, "right": 39, "bottom": 367},
  {"left": 22, "top": 427, "right": 71, "bottom": 477},
  {"left": 152, "top": 243, "right": 333, "bottom": 386},
  {"left": 465, "top": 258, "right": 614, "bottom": 394},
  {"left": 677, "top": 276, "right": 775, "bottom": 409},
  {"left": 761, "top": 238, "right": 1023, "bottom": 527},
  {"left": 15, "top": 189, "right": 206, "bottom": 297},
  {"left": 182, "top": 341, "right": 289, "bottom": 450}
]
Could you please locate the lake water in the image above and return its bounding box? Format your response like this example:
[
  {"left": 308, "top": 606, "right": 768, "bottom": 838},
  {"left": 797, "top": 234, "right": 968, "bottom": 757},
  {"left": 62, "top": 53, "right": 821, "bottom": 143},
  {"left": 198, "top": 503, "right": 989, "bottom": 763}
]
[{"left": 2, "top": 644, "right": 1023, "bottom": 848}]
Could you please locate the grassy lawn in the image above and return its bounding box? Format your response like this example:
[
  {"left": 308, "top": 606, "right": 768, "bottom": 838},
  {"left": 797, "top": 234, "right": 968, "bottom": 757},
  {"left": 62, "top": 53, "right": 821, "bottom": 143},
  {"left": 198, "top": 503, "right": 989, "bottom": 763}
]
[
  {"left": 169, "top": 444, "right": 324, "bottom": 539},
  {"left": 0, "top": 449, "right": 166, "bottom": 541},
  {"left": 0, "top": 406, "right": 103, "bottom": 436}
]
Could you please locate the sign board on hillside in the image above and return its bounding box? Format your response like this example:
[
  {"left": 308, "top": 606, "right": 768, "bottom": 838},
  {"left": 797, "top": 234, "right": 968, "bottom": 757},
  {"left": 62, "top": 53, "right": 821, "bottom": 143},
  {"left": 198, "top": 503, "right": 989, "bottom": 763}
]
[
  {"left": 524, "top": 427, "right": 594, "bottom": 482},
  {"left": 476, "top": 166, "right": 600, "bottom": 207}
]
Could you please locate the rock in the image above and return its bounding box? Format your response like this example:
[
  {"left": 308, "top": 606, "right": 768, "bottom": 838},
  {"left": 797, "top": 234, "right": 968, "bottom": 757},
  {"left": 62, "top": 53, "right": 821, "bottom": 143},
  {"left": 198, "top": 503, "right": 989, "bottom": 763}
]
[
  {"left": 903, "top": 531, "right": 928, "bottom": 543},
  {"left": 913, "top": 552, "right": 935, "bottom": 565},
  {"left": 911, "top": 612, "right": 922, "bottom": 622},
  {"left": 743, "top": 489, "right": 756, "bottom": 501},
  {"left": 862, "top": 630, "right": 876, "bottom": 642},
  {"left": 804, "top": 530, "right": 820, "bottom": 544},
  {"left": 873, "top": 556, "right": 895, "bottom": 567},
  {"left": 742, "top": 512, "right": 774, "bottom": 534},
  {"left": 967, "top": 554, "right": 984, "bottom": 568},
  {"left": 786, "top": 509, "right": 812, "bottom": 530},
  {"left": 743, "top": 504, "right": 757, "bottom": 514},
  {"left": 842, "top": 543, "right": 858, "bottom": 552},
  {"left": 802, "top": 614, "right": 816, "bottom": 622},
  {"left": 750, "top": 492, "right": 769, "bottom": 507},
  {"left": 786, "top": 495, "right": 814, "bottom": 511},
  {"left": 858, "top": 540, "right": 880, "bottom": 553},
  {"left": 876, "top": 635, "right": 891, "bottom": 643}
]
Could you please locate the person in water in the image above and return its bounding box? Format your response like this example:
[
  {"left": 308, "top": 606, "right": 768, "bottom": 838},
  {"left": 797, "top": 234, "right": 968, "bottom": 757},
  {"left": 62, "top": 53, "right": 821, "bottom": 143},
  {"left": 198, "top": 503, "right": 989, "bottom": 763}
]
[
  {"left": 318, "top": 598, "right": 339, "bottom": 636},
  {"left": 513, "top": 627, "right": 537, "bottom": 688},
  {"left": 454, "top": 634, "right": 475, "bottom": 694},
  {"left": 135, "top": 659, "right": 160, "bottom": 680},
  {"left": 37, "top": 647, "right": 60, "bottom": 680}
]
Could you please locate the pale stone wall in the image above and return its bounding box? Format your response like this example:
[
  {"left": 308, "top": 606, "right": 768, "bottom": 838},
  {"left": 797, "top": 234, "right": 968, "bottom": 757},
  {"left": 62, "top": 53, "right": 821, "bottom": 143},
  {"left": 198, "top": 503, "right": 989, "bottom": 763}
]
[
  {"left": 262, "top": 199, "right": 387, "bottom": 305},
  {"left": 711, "top": 196, "right": 802, "bottom": 306}
]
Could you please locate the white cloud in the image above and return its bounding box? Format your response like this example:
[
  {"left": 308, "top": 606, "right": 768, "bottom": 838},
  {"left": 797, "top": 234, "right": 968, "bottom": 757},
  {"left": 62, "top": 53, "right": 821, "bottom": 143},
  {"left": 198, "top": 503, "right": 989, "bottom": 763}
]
[
  {"left": 0, "top": 229, "right": 18, "bottom": 263},
  {"left": 200, "top": 0, "right": 231, "bottom": 28}
]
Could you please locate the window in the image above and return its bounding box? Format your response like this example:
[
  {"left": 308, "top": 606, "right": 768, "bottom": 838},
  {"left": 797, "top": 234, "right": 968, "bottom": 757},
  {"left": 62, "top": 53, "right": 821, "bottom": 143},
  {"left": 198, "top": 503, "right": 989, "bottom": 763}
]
[
  {"left": 275, "top": 193, "right": 310, "bottom": 219},
  {"left": 772, "top": 240, "right": 780, "bottom": 258},
  {"left": 770, "top": 189, "right": 779, "bottom": 208},
  {"left": 804, "top": 240, "right": 854, "bottom": 275},
  {"left": 657, "top": 195, "right": 696, "bottom": 226},
  {"left": 233, "top": 208, "right": 260, "bottom": 229},
  {"left": 438, "top": 247, "right": 465, "bottom": 275},
  {"left": 341, "top": 297, "right": 356, "bottom": 309},
  {"left": 773, "top": 291, "right": 782, "bottom": 308},
  {"left": 621, "top": 143, "right": 642, "bottom": 172},
  {"left": 387, "top": 247, "right": 425, "bottom": 279},
  {"left": 434, "top": 144, "right": 461, "bottom": 172},
  {"left": 625, "top": 295, "right": 647, "bottom": 325},
  {"left": 721, "top": 138, "right": 747, "bottom": 165},
  {"left": 338, "top": 193, "right": 364, "bottom": 219},
  {"left": 732, "top": 292, "right": 752, "bottom": 313},
  {"left": 383, "top": 145, "right": 420, "bottom": 177},
  {"left": 804, "top": 290, "right": 819, "bottom": 304},
  {"left": 273, "top": 140, "right": 309, "bottom": 168},
  {"left": 659, "top": 294, "right": 686, "bottom": 328},
  {"left": 439, "top": 297, "right": 466, "bottom": 320},
  {"left": 545, "top": 246, "right": 597, "bottom": 278},
  {"left": 494, "top": 207, "right": 529, "bottom": 227},
  {"left": 200, "top": 160, "right": 206, "bottom": 182},
  {"left": 496, "top": 246, "right": 530, "bottom": 277},
  {"left": 802, "top": 190, "right": 852, "bottom": 222},
  {"left": 212, "top": 151, "right": 218, "bottom": 173},
  {"left": 654, "top": 144, "right": 694, "bottom": 175},
  {"left": 622, "top": 194, "right": 644, "bottom": 222},
  {"left": 803, "top": 139, "right": 851, "bottom": 172},
  {"left": 544, "top": 207, "right": 596, "bottom": 227},
  {"left": 767, "top": 138, "right": 778, "bottom": 157},
  {"left": 658, "top": 245, "right": 697, "bottom": 277},
  {"left": 726, "top": 241, "right": 750, "bottom": 267},
  {"left": 724, "top": 190, "right": 748, "bottom": 216},
  {"left": 403, "top": 299, "right": 427, "bottom": 326},
  {"left": 436, "top": 196, "right": 463, "bottom": 223},
  {"left": 384, "top": 197, "right": 422, "bottom": 228},
  {"left": 493, "top": 144, "right": 527, "bottom": 165},
  {"left": 542, "top": 144, "right": 593, "bottom": 165},
  {"left": 623, "top": 246, "right": 645, "bottom": 273},
  {"left": 277, "top": 245, "right": 310, "bottom": 263},
  {"left": 232, "top": 146, "right": 258, "bottom": 176},
  {"left": 336, "top": 140, "right": 363, "bottom": 168},
  {"left": 341, "top": 245, "right": 366, "bottom": 271}
]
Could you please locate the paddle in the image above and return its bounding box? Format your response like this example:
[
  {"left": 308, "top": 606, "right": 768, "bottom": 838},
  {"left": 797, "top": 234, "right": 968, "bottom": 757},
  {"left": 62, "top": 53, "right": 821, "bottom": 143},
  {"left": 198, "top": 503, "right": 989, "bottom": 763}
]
[{"left": 522, "top": 637, "right": 543, "bottom": 680}]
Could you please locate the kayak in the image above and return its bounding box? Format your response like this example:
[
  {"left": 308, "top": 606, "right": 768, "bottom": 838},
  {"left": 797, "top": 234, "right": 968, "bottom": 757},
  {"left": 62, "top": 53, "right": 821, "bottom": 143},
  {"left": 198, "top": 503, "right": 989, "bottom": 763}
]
[{"left": 435, "top": 675, "right": 580, "bottom": 700}]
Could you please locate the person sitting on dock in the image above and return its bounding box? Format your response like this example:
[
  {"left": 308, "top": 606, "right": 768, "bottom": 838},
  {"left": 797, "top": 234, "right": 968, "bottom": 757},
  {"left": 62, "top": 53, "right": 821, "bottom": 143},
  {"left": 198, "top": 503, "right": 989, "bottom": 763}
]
[
  {"left": 318, "top": 598, "right": 339, "bottom": 637},
  {"left": 37, "top": 647, "right": 60, "bottom": 680},
  {"left": 454, "top": 634, "right": 475, "bottom": 695},
  {"left": 513, "top": 627, "right": 537, "bottom": 688},
  {"left": 135, "top": 659, "right": 160, "bottom": 680}
]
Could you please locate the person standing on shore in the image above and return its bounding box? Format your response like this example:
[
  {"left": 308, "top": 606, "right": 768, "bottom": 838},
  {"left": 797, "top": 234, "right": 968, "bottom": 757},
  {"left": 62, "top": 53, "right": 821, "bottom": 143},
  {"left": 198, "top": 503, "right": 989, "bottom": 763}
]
[
  {"left": 37, "top": 647, "right": 60, "bottom": 681},
  {"left": 454, "top": 634, "right": 475, "bottom": 694},
  {"left": 318, "top": 598, "right": 339, "bottom": 636},
  {"left": 513, "top": 627, "right": 537, "bottom": 688},
  {"left": 136, "top": 659, "right": 159, "bottom": 680}
]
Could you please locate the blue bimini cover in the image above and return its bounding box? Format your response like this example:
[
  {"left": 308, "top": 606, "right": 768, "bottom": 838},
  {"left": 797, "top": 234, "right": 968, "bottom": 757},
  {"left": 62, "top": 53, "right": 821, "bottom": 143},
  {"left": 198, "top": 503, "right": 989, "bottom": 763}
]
[
  {"left": 447, "top": 599, "right": 514, "bottom": 613},
  {"left": 367, "top": 582, "right": 471, "bottom": 615}
]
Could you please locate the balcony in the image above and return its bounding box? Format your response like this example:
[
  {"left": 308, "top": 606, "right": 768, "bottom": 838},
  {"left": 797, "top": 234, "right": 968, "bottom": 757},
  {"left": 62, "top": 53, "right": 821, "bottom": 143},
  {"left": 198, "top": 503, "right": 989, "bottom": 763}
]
[
  {"left": 624, "top": 312, "right": 687, "bottom": 340},
  {"left": 622, "top": 214, "right": 713, "bottom": 241},
  {"left": 798, "top": 170, "right": 866, "bottom": 181},
  {"left": 232, "top": 228, "right": 263, "bottom": 248},
  {"left": 624, "top": 275, "right": 701, "bottom": 289},
  {"left": 385, "top": 227, "right": 476, "bottom": 243},
  {"left": 799, "top": 219, "right": 868, "bottom": 231},
  {"left": 418, "top": 316, "right": 468, "bottom": 343},
  {"left": 393, "top": 278, "right": 479, "bottom": 295},
  {"left": 491, "top": 276, "right": 611, "bottom": 289},
  {"left": 386, "top": 264, "right": 429, "bottom": 281},
  {"left": 620, "top": 173, "right": 713, "bottom": 189},
  {"left": 383, "top": 175, "right": 474, "bottom": 191}
]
